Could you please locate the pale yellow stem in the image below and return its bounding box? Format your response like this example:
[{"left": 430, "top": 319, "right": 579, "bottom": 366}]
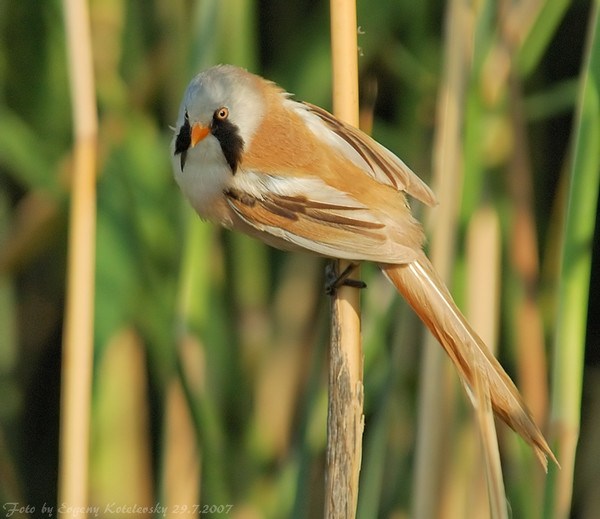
[
  {"left": 58, "top": 1, "right": 98, "bottom": 518},
  {"left": 325, "top": 2, "right": 364, "bottom": 519}
]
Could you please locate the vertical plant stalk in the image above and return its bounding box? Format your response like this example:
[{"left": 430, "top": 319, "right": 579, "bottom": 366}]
[
  {"left": 413, "top": 0, "right": 468, "bottom": 516},
  {"left": 467, "top": 207, "right": 507, "bottom": 519},
  {"left": 59, "top": 0, "right": 98, "bottom": 517},
  {"left": 546, "top": 2, "right": 600, "bottom": 518},
  {"left": 325, "top": 1, "right": 364, "bottom": 518}
]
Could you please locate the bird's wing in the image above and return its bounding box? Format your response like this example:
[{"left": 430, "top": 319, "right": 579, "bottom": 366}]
[
  {"left": 225, "top": 172, "right": 421, "bottom": 263},
  {"left": 296, "top": 102, "right": 438, "bottom": 207}
]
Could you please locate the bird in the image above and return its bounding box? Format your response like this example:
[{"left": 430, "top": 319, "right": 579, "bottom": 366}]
[{"left": 170, "top": 64, "right": 556, "bottom": 469}]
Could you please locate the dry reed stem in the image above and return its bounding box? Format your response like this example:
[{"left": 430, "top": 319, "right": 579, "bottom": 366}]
[
  {"left": 413, "top": 0, "right": 468, "bottom": 516},
  {"left": 467, "top": 208, "right": 507, "bottom": 519},
  {"left": 91, "top": 330, "right": 153, "bottom": 509},
  {"left": 466, "top": 207, "right": 501, "bottom": 355},
  {"left": 164, "top": 377, "right": 201, "bottom": 517},
  {"left": 59, "top": 1, "right": 98, "bottom": 517},
  {"left": 325, "top": 1, "right": 364, "bottom": 518}
]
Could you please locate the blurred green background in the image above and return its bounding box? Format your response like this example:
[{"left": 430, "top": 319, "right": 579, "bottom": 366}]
[{"left": 0, "top": 0, "right": 599, "bottom": 518}]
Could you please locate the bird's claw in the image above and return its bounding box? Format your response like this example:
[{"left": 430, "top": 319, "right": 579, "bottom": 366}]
[{"left": 325, "top": 262, "right": 367, "bottom": 295}]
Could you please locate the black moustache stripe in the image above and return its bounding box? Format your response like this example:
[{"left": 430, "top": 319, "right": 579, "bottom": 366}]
[
  {"left": 174, "top": 115, "right": 191, "bottom": 171},
  {"left": 211, "top": 115, "right": 244, "bottom": 174}
]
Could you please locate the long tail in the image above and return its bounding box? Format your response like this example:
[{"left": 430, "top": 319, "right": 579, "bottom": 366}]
[{"left": 379, "top": 255, "right": 557, "bottom": 470}]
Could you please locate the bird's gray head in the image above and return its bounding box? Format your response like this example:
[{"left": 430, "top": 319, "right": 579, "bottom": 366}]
[{"left": 172, "top": 65, "right": 265, "bottom": 173}]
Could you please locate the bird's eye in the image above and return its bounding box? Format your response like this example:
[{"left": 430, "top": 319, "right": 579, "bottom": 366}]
[{"left": 215, "top": 107, "right": 229, "bottom": 120}]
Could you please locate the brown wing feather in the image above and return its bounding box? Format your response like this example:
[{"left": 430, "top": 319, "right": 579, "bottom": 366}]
[
  {"left": 225, "top": 188, "right": 419, "bottom": 263},
  {"left": 302, "top": 102, "right": 438, "bottom": 207}
]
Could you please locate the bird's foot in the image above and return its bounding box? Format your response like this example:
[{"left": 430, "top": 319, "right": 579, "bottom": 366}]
[{"left": 325, "top": 261, "right": 367, "bottom": 295}]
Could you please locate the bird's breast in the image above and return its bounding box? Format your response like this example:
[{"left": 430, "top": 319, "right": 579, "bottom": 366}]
[{"left": 173, "top": 138, "right": 233, "bottom": 220}]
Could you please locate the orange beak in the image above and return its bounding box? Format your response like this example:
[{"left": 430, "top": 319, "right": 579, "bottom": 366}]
[{"left": 191, "top": 124, "right": 210, "bottom": 147}]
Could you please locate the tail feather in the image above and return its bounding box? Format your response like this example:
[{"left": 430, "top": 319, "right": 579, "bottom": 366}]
[{"left": 379, "top": 256, "right": 557, "bottom": 470}]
